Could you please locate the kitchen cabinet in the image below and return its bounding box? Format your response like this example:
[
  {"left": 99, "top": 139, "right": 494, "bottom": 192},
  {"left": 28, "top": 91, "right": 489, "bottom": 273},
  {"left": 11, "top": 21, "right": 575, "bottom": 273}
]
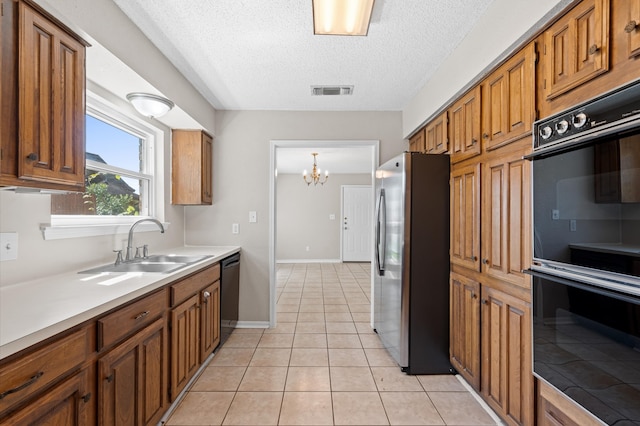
[
  {"left": 543, "top": 0, "right": 610, "bottom": 100},
  {"left": 2, "top": 368, "right": 92, "bottom": 425},
  {"left": 169, "top": 264, "right": 221, "bottom": 400},
  {"left": 622, "top": 0, "right": 640, "bottom": 59},
  {"left": 594, "top": 136, "right": 640, "bottom": 203},
  {"left": 0, "top": 327, "right": 91, "bottom": 419},
  {"left": 482, "top": 43, "right": 536, "bottom": 151},
  {"left": 537, "top": 380, "right": 603, "bottom": 426},
  {"left": 408, "top": 127, "right": 425, "bottom": 152},
  {"left": 0, "top": 0, "right": 87, "bottom": 191},
  {"left": 172, "top": 130, "right": 213, "bottom": 205},
  {"left": 481, "top": 285, "right": 533, "bottom": 426},
  {"left": 481, "top": 144, "right": 532, "bottom": 289},
  {"left": 449, "top": 272, "right": 480, "bottom": 389},
  {"left": 450, "top": 163, "right": 481, "bottom": 272},
  {"left": 448, "top": 86, "right": 481, "bottom": 163},
  {"left": 98, "top": 318, "right": 167, "bottom": 426},
  {"left": 425, "top": 111, "right": 448, "bottom": 154}
]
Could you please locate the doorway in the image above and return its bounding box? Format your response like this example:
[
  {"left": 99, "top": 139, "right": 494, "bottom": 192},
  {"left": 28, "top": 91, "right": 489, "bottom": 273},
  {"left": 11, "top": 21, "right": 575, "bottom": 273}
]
[
  {"left": 341, "top": 185, "right": 372, "bottom": 262},
  {"left": 269, "top": 140, "right": 379, "bottom": 327}
]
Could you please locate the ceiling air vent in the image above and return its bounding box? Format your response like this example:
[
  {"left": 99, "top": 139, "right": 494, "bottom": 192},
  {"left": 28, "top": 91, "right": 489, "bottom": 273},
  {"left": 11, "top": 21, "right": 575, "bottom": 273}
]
[{"left": 311, "top": 86, "right": 354, "bottom": 96}]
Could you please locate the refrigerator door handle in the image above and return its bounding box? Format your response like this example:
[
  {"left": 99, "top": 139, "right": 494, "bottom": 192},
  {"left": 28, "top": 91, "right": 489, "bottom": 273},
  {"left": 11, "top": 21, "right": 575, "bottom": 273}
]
[{"left": 375, "top": 188, "right": 386, "bottom": 275}]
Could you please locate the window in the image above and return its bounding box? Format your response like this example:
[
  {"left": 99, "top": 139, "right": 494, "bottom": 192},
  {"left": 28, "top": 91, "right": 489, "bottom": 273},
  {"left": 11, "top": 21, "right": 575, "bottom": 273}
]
[{"left": 46, "top": 91, "right": 164, "bottom": 239}]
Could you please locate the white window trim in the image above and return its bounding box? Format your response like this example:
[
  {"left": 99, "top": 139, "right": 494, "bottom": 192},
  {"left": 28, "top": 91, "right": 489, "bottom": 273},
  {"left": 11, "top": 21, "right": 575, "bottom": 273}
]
[{"left": 42, "top": 90, "right": 167, "bottom": 240}]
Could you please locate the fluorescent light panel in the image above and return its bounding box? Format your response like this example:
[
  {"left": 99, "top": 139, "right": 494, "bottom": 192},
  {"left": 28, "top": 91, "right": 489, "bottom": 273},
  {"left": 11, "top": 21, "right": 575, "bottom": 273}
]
[{"left": 313, "top": 0, "right": 375, "bottom": 36}]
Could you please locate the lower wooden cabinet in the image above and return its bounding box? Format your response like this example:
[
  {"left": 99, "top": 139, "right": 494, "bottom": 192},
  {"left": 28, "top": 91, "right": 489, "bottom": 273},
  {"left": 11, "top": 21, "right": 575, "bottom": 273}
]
[
  {"left": 2, "top": 367, "right": 91, "bottom": 425},
  {"left": 537, "top": 379, "right": 603, "bottom": 426},
  {"left": 98, "top": 317, "right": 168, "bottom": 426},
  {"left": 449, "top": 272, "right": 480, "bottom": 389},
  {"left": 480, "top": 285, "right": 533, "bottom": 426},
  {"left": 200, "top": 281, "right": 221, "bottom": 362}
]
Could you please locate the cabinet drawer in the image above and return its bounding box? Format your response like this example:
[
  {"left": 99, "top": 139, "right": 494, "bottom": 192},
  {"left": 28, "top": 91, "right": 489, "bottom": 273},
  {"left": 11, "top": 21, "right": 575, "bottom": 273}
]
[
  {"left": 170, "top": 264, "right": 220, "bottom": 306},
  {"left": 0, "top": 327, "right": 89, "bottom": 414},
  {"left": 98, "top": 289, "right": 167, "bottom": 350}
]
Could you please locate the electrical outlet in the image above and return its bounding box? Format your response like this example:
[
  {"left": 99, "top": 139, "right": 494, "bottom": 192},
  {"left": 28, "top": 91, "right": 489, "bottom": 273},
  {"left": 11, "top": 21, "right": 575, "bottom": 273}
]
[
  {"left": 329, "top": 214, "right": 335, "bottom": 220},
  {"left": 552, "top": 210, "right": 560, "bottom": 220},
  {"left": 232, "top": 223, "right": 239, "bottom": 234},
  {"left": 0, "top": 233, "right": 18, "bottom": 261},
  {"left": 249, "top": 211, "right": 257, "bottom": 223},
  {"left": 306, "top": 246, "right": 310, "bottom": 252},
  {"left": 570, "top": 220, "right": 577, "bottom": 232}
]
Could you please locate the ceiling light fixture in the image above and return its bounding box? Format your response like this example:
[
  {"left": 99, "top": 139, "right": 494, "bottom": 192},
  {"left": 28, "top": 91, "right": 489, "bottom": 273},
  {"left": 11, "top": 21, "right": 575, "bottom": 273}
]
[
  {"left": 303, "top": 153, "right": 329, "bottom": 186},
  {"left": 312, "top": 0, "right": 375, "bottom": 36},
  {"left": 126, "top": 92, "right": 174, "bottom": 118}
]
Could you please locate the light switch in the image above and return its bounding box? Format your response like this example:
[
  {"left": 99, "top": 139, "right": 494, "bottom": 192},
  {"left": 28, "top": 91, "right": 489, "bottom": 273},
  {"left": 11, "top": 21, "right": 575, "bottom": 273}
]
[
  {"left": 0, "top": 233, "right": 18, "bottom": 261},
  {"left": 249, "top": 211, "right": 257, "bottom": 223},
  {"left": 552, "top": 210, "right": 560, "bottom": 220},
  {"left": 329, "top": 214, "right": 335, "bottom": 220}
]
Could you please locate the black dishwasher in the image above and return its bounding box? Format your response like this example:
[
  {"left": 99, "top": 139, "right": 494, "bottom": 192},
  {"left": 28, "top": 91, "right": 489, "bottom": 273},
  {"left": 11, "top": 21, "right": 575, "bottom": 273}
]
[{"left": 220, "top": 252, "right": 240, "bottom": 345}]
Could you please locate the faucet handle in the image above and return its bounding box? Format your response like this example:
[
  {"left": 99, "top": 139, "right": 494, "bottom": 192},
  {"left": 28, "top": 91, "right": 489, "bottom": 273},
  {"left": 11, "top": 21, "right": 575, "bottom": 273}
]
[
  {"left": 135, "top": 246, "right": 143, "bottom": 259},
  {"left": 113, "top": 250, "right": 124, "bottom": 265},
  {"left": 143, "top": 244, "right": 149, "bottom": 258}
]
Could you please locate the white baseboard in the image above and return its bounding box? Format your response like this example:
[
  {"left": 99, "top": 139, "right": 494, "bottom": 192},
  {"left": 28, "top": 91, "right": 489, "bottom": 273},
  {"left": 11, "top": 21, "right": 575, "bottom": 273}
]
[
  {"left": 276, "top": 259, "right": 342, "bottom": 264},
  {"left": 236, "top": 321, "right": 270, "bottom": 329}
]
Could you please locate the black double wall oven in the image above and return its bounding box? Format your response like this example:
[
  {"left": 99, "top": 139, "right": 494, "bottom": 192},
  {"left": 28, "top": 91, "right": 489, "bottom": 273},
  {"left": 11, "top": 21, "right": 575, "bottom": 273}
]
[{"left": 527, "top": 79, "right": 640, "bottom": 425}]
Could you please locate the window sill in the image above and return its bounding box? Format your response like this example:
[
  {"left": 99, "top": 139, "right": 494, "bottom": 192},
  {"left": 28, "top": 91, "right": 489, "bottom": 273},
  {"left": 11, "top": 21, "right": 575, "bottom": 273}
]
[{"left": 40, "top": 221, "right": 171, "bottom": 240}]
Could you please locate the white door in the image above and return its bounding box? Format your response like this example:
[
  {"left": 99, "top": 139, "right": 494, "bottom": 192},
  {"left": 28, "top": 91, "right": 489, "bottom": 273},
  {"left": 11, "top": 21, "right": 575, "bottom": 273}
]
[{"left": 342, "top": 185, "right": 373, "bottom": 262}]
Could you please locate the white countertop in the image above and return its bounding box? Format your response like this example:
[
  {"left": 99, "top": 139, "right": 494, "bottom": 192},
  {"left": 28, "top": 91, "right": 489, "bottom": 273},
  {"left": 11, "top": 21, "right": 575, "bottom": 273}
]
[
  {"left": 0, "top": 246, "right": 240, "bottom": 360},
  {"left": 569, "top": 243, "right": 640, "bottom": 258}
]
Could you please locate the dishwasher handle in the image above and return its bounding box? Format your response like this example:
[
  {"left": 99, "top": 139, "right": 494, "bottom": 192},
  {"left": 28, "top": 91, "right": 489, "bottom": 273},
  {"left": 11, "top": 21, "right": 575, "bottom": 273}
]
[{"left": 222, "top": 253, "right": 241, "bottom": 269}]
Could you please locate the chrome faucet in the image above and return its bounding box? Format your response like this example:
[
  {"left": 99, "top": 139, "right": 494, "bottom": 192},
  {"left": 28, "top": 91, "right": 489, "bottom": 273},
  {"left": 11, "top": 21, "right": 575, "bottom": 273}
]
[{"left": 126, "top": 218, "right": 165, "bottom": 261}]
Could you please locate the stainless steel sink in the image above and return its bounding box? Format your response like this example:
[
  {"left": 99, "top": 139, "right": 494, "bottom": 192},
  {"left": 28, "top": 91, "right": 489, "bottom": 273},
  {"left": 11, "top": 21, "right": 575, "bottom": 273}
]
[{"left": 78, "top": 255, "right": 213, "bottom": 274}]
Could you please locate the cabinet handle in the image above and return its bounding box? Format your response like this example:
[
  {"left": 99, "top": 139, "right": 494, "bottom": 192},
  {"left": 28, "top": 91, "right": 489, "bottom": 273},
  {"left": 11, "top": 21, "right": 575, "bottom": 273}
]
[
  {"left": 0, "top": 371, "right": 44, "bottom": 400},
  {"left": 134, "top": 311, "right": 149, "bottom": 320},
  {"left": 482, "top": 258, "right": 490, "bottom": 265},
  {"left": 471, "top": 138, "right": 478, "bottom": 145},
  {"left": 481, "top": 299, "right": 488, "bottom": 305},
  {"left": 482, "top": 133, "right": 489, "bottom": 139},
  {"left": 26, "top": 153, "right": 38, "bottom": 161},
  {"left": 626, "top": 20, "right": 638, "bottom": 33},
  {"left": 472, "top": 256, "right": 478, "bottom": 262},
  {"left": 203, "top": 291, "right": 211, "bottom": 299},
  {"left": 588, "top": 44, "right": 599, "bottom": 55},
  {"left": 82, "top": 393, "right": 92, "bottom": 403},
  {"left": 471, "top": 292, "right": 477, "bottom": 299},
  {"left": 105, "top": 374, "right": 114, "bottom": 383}
]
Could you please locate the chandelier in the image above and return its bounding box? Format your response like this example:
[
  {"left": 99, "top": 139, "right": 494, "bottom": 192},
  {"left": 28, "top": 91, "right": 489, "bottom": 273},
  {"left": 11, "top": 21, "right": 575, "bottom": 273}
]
[{"left": 303, "top": 153, "right": 329, "bottom": 186}]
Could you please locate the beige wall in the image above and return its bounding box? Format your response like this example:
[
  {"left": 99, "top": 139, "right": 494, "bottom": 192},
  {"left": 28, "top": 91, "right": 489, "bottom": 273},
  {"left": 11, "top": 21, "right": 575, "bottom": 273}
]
[
  {"left": 184, "top": 110, "right": 403, "bottom": 322},
  {"left": 276, "top": 174, "right": 371, "bottom": 261}
]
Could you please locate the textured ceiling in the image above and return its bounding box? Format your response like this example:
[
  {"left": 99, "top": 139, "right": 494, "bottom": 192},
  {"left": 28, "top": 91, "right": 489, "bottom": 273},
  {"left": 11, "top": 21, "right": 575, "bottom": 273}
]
[{"left": 112, "top": 0, "right": 494, "bottom": 112}]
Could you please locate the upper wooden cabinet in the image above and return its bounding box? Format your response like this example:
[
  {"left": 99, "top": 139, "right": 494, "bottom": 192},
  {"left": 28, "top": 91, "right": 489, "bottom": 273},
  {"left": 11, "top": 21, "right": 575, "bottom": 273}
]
[
  {"left": 622, "top": 0, "right": 640, "bottom": 59},
  {"left": 543, "top": 0, "right": 610, "bottom": 100},
  {"left": 482, "top": 43, "right": 536, "bottom": 151},
  {"left": 425, "top": 111, "right": 449, "bottom": 154},
  {"left": 0, "top": 0, "right": 87, "bottom": 191},
  {"left": 408, "top": 128, "right": 425, "bottom": 152},
  {"left": 449, "top": 86, "right": 481, "bottom": 163},
  {"left": 172, "top": 130, "right": 213, "bottom": 205}
]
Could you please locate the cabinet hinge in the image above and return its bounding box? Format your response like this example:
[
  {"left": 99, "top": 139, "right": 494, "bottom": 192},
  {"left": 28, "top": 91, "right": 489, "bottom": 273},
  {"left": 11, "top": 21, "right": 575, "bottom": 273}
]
[
  {"left": 543, "top": 79, "right": 547, "bottom": 90},
  {"left": 543, "top": 44, "right": 546, "bottom": 55},
  {"left": 534, "top": 51, "right": 539, "bottom": 64},
  {"left": 1, "top": 3, "right": 3, "bottom": 17}
]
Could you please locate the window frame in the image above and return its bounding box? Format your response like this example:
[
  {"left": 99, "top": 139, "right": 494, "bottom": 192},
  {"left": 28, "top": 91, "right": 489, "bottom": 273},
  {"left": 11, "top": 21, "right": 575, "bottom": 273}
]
[{"left": 43, "top": 90, "right": 167, "bottom": 240}]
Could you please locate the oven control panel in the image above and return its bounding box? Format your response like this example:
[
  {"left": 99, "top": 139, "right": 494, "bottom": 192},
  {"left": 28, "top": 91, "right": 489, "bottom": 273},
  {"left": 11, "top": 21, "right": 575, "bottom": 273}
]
[{"left": 533, "top": 79, "right": 640, "bottom": 150}]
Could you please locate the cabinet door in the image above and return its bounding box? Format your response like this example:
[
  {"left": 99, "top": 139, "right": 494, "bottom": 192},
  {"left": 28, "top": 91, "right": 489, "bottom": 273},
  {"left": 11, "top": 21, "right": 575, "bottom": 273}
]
[
  {"left": 202, "top": 132, "right": 213, "bottom": 204},
  {"left": 544, "top": 0, "right": 610, "bottom": 100},
  {"left": 483, "top": 43, "right": 535, "bottom": 151},
  {"left": 2, "top": 368, "right": 91, "bottom": 425},
  {"left": 481, "top": 149, "right": 531, "bottom": 288},
  {"left": 449, "top": 272, "right": 480, "bottom": 390},
  {"left": 481, "top": 286, "right": 533, "bottom": 426},
  {"left": 409, "top": 128, "right": 425, "bottom": 152},
  {"left": 200, "top": 281, "right": 221, "bottom": 361},
  {"left": 623, "top": 0, "right": 640, "bottom": 59},
  {"left": 170, "top": 294, "right": 200, "bottom": 401},
  {"left": 449, "top": 86, "right": 481, "bottom": 163},
  {"left": 99, "top": 318, "right": 167, "bottom": 426},
  {"left": 18, "top": 2, "right": 85, "bottom": 189},
  {"left": 450, "top": 163, "right": 481, "bottom": 272},
  {"left": 425, "top": 111, "right": 448, "bottom": 154}
]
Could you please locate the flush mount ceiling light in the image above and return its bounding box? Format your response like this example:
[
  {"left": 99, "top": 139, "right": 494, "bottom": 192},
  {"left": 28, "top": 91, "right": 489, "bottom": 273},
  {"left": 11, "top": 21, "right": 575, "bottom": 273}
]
[
  {"left": 313, "top": 0, "right": 375, "bottom": 36},
  {"left": 303, "top": 153, "right": 329, "bottom": 186},
  {"left": 126, "top": 92, "right": 174, "bottom": 118}
]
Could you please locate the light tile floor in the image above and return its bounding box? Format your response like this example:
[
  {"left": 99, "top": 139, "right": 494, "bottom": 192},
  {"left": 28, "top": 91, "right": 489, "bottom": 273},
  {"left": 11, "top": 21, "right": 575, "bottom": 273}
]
[{"left": 166, "top": 262, "right": 500, "bottom": 426}]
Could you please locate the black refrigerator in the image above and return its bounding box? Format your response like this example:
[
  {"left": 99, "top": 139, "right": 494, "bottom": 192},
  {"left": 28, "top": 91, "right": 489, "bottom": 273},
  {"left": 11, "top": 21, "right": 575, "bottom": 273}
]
[{"left": 373, "top": 152, "right": 452, "bottom": 374}]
